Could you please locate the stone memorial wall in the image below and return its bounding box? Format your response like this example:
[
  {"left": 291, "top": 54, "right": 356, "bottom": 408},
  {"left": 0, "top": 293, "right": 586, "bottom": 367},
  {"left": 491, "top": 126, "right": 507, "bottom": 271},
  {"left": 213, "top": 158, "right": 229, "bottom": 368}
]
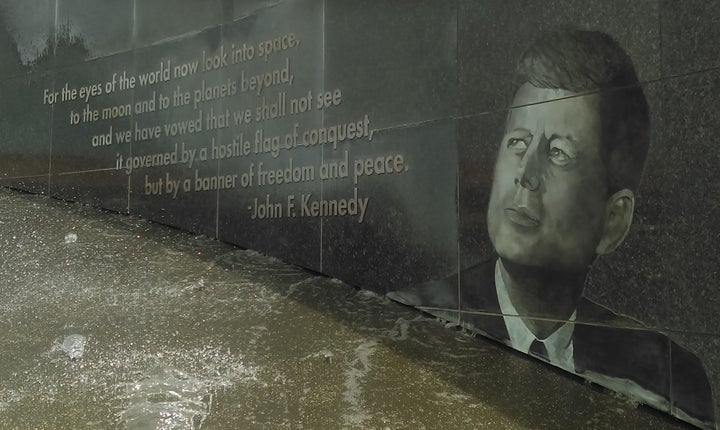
[{"left": 1, "top": 1, "right": 719, "bottom": 428}]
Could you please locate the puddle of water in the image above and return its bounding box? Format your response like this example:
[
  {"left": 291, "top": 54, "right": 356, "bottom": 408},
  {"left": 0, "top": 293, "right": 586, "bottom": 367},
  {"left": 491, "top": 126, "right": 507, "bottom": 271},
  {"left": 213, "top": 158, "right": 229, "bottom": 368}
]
[
  {"left": 61, "top": 334, "right": 87, "bottom": 361},
  {"left": 119, "top": 366, "right": 212, "bottom": 430}
]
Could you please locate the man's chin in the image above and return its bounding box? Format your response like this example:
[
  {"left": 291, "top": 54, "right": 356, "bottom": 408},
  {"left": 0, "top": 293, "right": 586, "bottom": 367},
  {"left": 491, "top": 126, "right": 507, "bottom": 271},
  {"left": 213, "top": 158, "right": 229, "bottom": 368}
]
[
  {"left": 492, "top": 235, "right": 541, "bottom": 264},
  {"left": 491, "top": 229, "right": 564, "bottom": 269},
  {"left": 490, "top": 224, "right": 543, "bottom": 262},
  {"left": 492, "top": 238, "right": 594, "bottom": 273},
  {"left": 494, "top": 246, "right": 543, "bottom": 268}
]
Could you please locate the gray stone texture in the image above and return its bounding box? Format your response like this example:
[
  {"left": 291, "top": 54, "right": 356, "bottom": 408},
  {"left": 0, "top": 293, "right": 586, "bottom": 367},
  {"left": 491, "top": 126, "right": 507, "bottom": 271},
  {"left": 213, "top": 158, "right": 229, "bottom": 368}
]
[
  {"left": 217, "top": 0, "right": 325, "bottom": 270},
  {"left": 56, "top": 0, "right": 133, "bottom": 65},
  {"left": 458, "top": 0, "right": 661, "bottom": 116},
  {"left": 0, "top": 0, "right": 719, "bottom": 427},
  {"left": 661, "top": 0, "right": 720, "bottom": 76},
  {"left": 134, "top": 0, "right": 223, "bottom": 47},
  {"left": 324, "top": 0, "right": 458, "bottom": 130}
]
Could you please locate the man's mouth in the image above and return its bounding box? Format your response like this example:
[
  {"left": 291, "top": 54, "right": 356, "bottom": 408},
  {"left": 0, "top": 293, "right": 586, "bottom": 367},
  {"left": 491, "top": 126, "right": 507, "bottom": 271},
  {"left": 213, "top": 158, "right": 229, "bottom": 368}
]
[{"left": 505, "top": 207, "right": 540, "bottom": 227}]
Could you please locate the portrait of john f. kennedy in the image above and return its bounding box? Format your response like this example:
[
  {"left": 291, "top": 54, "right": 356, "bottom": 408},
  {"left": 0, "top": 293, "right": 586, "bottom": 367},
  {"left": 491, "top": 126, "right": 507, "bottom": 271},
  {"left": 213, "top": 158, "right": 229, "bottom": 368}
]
[{"left": 389, "top": 29, "right": 715, "bottom": 428}]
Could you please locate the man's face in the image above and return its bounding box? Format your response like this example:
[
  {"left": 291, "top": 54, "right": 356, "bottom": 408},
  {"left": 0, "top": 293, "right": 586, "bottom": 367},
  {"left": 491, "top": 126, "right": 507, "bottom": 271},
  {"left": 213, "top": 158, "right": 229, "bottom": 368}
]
[{"left": 487, "top": 83, "right": 610, "bottom": 270}]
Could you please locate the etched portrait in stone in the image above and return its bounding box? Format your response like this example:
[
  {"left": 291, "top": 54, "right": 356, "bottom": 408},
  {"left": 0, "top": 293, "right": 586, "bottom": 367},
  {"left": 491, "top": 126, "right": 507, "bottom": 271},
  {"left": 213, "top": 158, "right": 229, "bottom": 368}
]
[{"left": 388, "top": 30, "right": 715, "bottom": 427}]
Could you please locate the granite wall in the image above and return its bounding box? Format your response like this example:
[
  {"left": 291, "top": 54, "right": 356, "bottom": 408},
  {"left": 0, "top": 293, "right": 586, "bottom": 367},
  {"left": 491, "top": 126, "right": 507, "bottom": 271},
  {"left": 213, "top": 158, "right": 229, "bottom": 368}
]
[{"left": 0, "top": 0, "right": 718, "bottom": 428}]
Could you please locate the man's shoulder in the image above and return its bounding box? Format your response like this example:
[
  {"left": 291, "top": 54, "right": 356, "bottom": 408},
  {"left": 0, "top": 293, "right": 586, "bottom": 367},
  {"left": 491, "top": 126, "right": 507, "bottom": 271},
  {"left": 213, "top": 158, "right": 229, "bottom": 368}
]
[
  {"left": 389, "top": 265, "right": 715, "bottom": 425},
  {"left": 576, "top": 297, "right": 645, "bottom": 327},
  {"left": 573, "top": 300, "right": 714, "bottom": 426},
  {"left": 574, "top": 299, "right": 673, "bottom": 385}
]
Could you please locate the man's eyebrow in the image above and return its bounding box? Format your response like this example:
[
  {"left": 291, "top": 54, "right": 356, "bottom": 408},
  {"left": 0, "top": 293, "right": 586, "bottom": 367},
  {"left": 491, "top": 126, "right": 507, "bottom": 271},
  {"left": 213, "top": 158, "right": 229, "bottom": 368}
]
[
  {"left": 507, "top": 128, "right": 532, "bottom": 136},
  {"left": 548, "top": 133, "right": 578, "bottom": 145}
]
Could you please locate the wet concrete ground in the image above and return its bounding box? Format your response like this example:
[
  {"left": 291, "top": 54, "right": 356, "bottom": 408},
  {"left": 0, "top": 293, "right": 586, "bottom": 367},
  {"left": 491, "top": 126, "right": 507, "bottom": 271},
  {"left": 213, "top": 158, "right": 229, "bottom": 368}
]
[{"left": 0, "top": 188, "right": 694, "bottom": 429}]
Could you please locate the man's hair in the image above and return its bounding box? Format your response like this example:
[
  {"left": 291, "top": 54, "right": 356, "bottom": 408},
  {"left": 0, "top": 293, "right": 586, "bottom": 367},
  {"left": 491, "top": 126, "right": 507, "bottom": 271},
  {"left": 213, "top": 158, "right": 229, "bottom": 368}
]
[{"left": 514, "top": 29, "right": 650, "bottom": 193}]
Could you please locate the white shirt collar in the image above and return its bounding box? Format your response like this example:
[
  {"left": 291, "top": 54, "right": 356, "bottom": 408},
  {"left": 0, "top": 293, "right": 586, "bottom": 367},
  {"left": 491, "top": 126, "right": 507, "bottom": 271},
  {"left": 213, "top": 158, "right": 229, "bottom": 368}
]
[{"left": 494, "top": 259, "right": 576, "bottom": 372}]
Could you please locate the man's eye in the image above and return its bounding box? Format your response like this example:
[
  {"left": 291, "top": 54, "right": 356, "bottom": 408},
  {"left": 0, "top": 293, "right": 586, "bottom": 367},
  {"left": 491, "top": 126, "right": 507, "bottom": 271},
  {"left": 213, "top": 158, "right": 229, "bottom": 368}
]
[
  {"left": 549, "top": 147, "right": 571, "bottom": 165},
  {"left": 506, "top": 138, "right": 528, "bottom": 152}
]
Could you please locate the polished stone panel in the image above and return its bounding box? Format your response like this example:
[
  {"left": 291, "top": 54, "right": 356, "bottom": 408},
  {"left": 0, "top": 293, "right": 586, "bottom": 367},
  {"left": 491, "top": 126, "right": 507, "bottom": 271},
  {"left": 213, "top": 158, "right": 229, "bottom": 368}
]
[
  {"left": 219, "top": 0, "right": 324, "bottom": 126},
  {"left": 661, "top": 0, "right": 720, "bottom": 76},
  {"left": 56, "top": 0, "right": 133, "bottom": 65},
  {"left": 0, "top": 16, "right": 24, "bottom": 78},
  {"left": 324, "top": 0, "right": 457, "bottom": 130},
  {"left": 0, "top": 72, "right": 53, "bottom": 194},
  {"left": 217, "top": 0, "right": 324, "bottom": 269},
  {"left": 50, "top": 169, "right": 129, "bottom": 213},
  {"left": 669, "top": 333, "right": 720, "bottom": 427},
  {"left": 217, "top": 149, "right": 322, "bottom": 270},
  {"left": 216, "top": 120, "right": 323, "bottom": 270},
  {"left": 641, "top": 69, "right": 720, "bottom": 336},
  {"left": 458, "top": 0, "right": 661, "bottom": 116},
  {"left": 51, "top": 52, "right": 133, "bottom": 173},
  {"left": 581, "top": 81, "right": 668, "bottom": 330},
  {"left": 134, "top": 0, "right": 222, "bottom": 47},
  {"left": 0, "top": 2, "right": 717, "bottom": 428},
  {"left": 128, "top": 28, "right": 223, "bottom": 235},
  {"left": 224, "top": 0, "right": 283, "bottom": 21},
  {"left": 321, "top": 120, "right": 458, "bottom": 295},
  {"left": 0, "top": 0, "right": 55, "bottom": 75},
  {"left": 50, "top": 52, "right": 133, "bottom": 210},
  {"left": 457, "top": 112, "right": 505, "bottom": 269}
]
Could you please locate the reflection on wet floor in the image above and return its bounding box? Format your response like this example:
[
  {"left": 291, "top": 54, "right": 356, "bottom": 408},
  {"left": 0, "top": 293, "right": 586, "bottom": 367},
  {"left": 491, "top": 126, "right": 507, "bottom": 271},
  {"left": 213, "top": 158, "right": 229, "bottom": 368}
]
[{"left": 0, "top": 188, "right": 692, "bottom": 429}]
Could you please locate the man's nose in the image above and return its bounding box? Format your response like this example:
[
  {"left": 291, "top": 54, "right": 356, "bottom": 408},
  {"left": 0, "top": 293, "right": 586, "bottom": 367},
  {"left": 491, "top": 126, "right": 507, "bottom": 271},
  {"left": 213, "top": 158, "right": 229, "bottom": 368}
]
[{"left": 515, "top": 135, "right": 543, "bottom": 192}]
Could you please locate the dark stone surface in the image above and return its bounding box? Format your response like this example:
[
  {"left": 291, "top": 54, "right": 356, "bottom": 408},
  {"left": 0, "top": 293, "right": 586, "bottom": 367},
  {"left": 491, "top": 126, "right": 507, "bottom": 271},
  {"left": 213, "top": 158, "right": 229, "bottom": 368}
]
[
  {"left": 581, "top": 81, "right": 669, "bottom": 331},
  {"left": 217, "top": 148, "right": 323, "bottom": 270},
  {"left": 56, "top": 0, "right": 133, "bottom": 65},
  {"left": 586, "top": 68, "right": 720, "bottom": 424},
  {"left": 219, "top": 0, "right": 324, "bottom": 118},
  {"left": 223, "top": 0, "right": 283, "bottom": 21},
  {"left": 458, "top": 0, "right": 661, "bottom": 117},
  {"left": 49, "top": 52, "right": 133, "bottom": 211},
  {"left": 0, "top": 0, "right": 55, "bottom": 75},
  {"left": 0, "top": 72, "right": 53, "bottom": 194},
  {"left": 0, "top": 2, "right": 718, "bottom": 427},
  {"left": 321, "top": 120, "right": 458, "bottom": 295},
  {"left": 0, "top": 8, "right": 24, "bottom": 78},
  {"left": 324, "top": 0, "right": 457, "bottom": 130},
  {"left": 457, "top": 111, "right": 506, "bottom": 269},
  {"left": 217, "top": 0, "right": 324, "bottom": 270},
  {"left": 51, "top": 52, "right": 133, "bottom": 173},
  {"left": 134, "top": 0, "right": 222, "bottom": 47},
  {"left": 50, "top": 169, "right": 129, "bottom": 213},
  {"left": 128, "top": 27, "right": 223, "bottom": 235},
  {"left": 0, "top": 176, "right": 49, "bottom": 195},
  {"left": 670, "top": 333, "right": 720, "bottom": 426},
  {"left": 587, "top": 71, "right": 715, "bottom": 337},
  {"left": 641, "top": 69, "right": 720, "bottom": 335},
  {"left": 661, "top": 0, "right": 720, "bottom": 76}
]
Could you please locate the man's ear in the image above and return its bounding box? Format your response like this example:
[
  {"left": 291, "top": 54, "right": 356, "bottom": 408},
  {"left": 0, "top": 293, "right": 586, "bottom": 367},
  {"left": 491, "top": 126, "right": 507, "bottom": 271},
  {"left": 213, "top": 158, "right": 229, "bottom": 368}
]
[{"left": 596, "top": 189, "right": 635, "bottom": 255}]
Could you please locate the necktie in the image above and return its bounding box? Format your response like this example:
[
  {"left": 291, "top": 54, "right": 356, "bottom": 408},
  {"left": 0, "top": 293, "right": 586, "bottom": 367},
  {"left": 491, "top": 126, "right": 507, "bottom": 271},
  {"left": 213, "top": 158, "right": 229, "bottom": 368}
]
[{"left": 529, "top": 339, "right": 549, "bottom": 360}]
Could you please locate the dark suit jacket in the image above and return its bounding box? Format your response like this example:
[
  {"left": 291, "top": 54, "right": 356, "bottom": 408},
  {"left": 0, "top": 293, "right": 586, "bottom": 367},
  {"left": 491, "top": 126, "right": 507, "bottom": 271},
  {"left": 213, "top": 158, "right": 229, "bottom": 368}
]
[{"left": 388, "top": 257, "right": 715, "bottom": 427}]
